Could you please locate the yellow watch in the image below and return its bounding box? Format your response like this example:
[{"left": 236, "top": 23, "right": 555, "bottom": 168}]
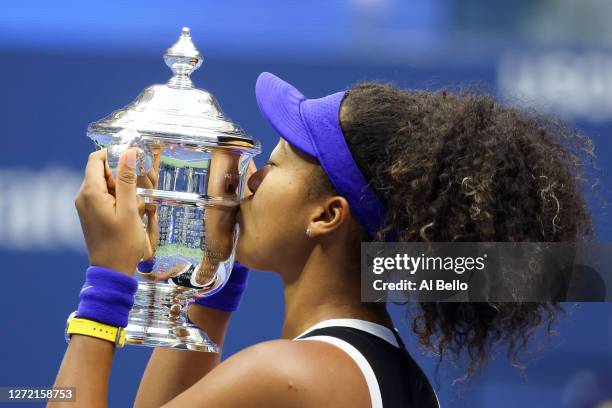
[{"left": 65, "top": 311, "right": 126, "bottom": 347}]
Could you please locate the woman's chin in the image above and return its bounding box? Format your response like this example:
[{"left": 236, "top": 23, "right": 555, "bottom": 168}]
[{"left": 235, "top": 241, "right": 267, "bottom": 271}]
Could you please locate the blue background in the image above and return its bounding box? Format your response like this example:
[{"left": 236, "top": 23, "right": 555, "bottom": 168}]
[{"left": 1, "top": 1, "right": 611, "bottom": 407}]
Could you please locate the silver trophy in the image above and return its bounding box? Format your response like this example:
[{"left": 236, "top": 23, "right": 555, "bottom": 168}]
[{"left": 87, "top": 27, "right": 260, "bottom": 352}]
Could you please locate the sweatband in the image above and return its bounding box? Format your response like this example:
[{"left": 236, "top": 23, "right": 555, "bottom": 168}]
[
  {"left": 137, "top": 259, "right": 156, "bottom": 273},
  {"left": 189, "top": 261, "right": 250, "bottom": 313},
  {"left": 76, "top": 266, "right": 139, "bottom": 328},
  {"left": 256, "top": 72, "right": 398, "bottom": 241}
]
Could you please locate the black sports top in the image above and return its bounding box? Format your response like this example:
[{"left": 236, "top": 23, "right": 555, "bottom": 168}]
[{"left": 294, "top": 318, "right": 440, "bottom": 408}]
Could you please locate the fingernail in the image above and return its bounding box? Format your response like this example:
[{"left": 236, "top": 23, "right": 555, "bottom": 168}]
[{"left": 125, "top": 149, "right": 137, "bottom": 169}]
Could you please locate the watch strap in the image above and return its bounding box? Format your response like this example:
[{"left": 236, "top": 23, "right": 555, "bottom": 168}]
[{"left": 66, "top": 312, "right": 126, "bottom": 347}]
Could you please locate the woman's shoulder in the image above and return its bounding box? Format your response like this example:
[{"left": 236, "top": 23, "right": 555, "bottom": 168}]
[
  {"left": 170, "top": 339, "right": 370, "bottom": 408},
  {"left": 237, "top": 338, "right": 371, "bottom": 395}
]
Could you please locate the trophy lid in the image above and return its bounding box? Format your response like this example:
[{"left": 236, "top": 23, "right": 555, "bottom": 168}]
[{"left": 87, "top": 27, "right": 260, "bottom": 154}]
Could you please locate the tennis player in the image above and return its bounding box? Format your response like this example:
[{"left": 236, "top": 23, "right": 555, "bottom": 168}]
[{"left": 49, "top": 72, "right": 594, "bottom": 407}]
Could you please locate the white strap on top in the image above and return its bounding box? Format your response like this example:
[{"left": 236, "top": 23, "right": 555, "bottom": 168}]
[
  {"left": 293, "top": 319, "right": 400, "bottom": 408},
  {"left": 294, "top": 318, "right": 400, "bottom": 348}
]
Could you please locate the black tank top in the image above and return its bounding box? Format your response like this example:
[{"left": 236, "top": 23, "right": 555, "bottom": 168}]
[{"left": 294, "top": 319, "right": 440, "bottom": 408}]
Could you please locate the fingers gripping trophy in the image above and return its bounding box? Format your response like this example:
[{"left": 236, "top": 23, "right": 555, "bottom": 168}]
[{"left": 86, "top": 27, "right": 260, "bottom": 352}]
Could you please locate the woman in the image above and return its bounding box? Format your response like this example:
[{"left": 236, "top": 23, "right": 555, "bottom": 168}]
[{"left": 50, "top": 72, "right": 594, "bottom": 407}]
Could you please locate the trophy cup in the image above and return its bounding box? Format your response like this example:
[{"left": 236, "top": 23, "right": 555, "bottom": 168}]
[{"left": 86, "top": 27, "right": 261, "bottom": 352}]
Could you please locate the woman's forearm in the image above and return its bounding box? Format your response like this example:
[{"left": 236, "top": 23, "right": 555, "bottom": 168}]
[
  {"left": 133, "top": 306, "right": 232, "bottom": 408},
  {"left": 48, "top": 335, "right": 115, "bottom": 408}
]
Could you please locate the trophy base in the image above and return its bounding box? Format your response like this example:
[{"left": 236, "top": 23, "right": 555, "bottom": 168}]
[{"left": 124, "top": 282, "right": 219, "bottom": 353}]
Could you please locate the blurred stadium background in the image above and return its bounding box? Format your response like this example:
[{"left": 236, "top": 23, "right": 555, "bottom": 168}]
[{"left": 1, "top": 1, "right": 611, "bottom": 407}]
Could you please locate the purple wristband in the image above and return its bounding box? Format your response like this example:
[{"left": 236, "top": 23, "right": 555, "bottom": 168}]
[
  {"left": 76, "top": 266, "right": 139, "bottom": 327},
  {"left": 137, "top": 259, "right": 156, "bottom": 273},
  {"left": 189, "top": 261, "right": 250, "bottom": 313}
]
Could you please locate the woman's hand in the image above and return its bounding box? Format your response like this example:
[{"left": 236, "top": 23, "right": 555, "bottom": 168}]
[{"left": 75, "top": 148, "right": 146, "bottom": 276}]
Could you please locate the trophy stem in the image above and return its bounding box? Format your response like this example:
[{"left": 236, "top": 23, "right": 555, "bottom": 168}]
[{"left": 124, "top": 282, "right": 218, "bottom": 353}]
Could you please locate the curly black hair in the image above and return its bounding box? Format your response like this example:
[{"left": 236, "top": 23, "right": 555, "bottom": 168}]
[{"left": 317, "top": 82, "right": 598, "bottom": 380}]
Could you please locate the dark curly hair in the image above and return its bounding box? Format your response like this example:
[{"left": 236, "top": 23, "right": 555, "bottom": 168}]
[{"left": 315, "top": 82, "right": 597, "bottom": 380}]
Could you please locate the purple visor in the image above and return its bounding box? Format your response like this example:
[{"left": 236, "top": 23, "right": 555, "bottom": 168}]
[{"left": 255, "top": 72, "right": 392, "bottom": 240}]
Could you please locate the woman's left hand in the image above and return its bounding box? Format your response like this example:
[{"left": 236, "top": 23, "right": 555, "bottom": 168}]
[{"left": 75, "top": 148, "right": 146, "bottom": 277}]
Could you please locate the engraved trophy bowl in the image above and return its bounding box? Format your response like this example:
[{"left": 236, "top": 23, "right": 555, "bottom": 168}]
[{"left": 86, "top": 27, "right": 260, "bottom": 352}]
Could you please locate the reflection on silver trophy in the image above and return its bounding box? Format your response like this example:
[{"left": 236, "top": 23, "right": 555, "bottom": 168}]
[{"left": 86, "top": 27, "right": 260, "bottom": 352}]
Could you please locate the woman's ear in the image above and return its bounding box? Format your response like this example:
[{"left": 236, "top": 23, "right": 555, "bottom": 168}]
[{"left": 307, "top": 196, "right": 350, "bottom": 238}]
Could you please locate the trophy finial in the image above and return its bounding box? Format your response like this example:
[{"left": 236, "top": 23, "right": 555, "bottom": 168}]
[{"left": 165, "top": 26, "right": 203, "bottom": 89}]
